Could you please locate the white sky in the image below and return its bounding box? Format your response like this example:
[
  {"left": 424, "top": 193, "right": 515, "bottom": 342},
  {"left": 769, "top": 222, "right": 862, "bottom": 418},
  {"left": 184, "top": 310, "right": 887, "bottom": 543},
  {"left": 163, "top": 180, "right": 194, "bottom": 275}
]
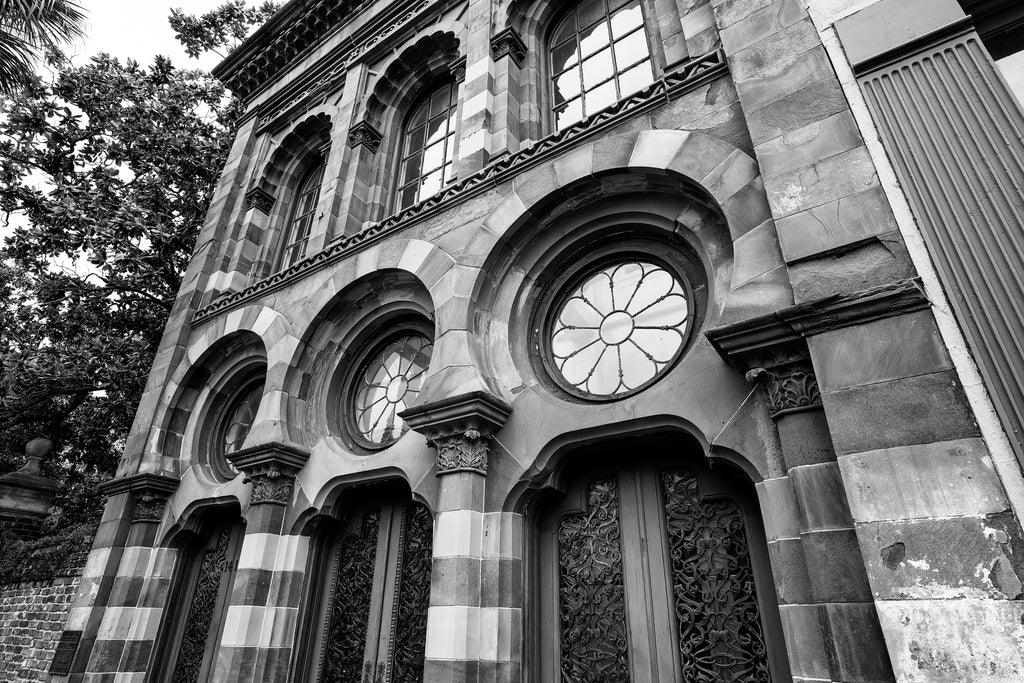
[{"left": 71, "top": 0, "right": 223, "bottom": 70}]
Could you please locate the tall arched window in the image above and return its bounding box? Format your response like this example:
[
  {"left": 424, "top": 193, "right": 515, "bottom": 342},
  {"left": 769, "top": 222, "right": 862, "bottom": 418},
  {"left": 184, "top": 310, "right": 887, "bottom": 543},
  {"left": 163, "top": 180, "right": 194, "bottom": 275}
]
[
  {"left": 281, "top": 160, "right": 325, "bottom": 268},
  {"left": 396, "top": 80, "right": 459, "bottom": 210},
  {"left": 550, "top": 0, "right": 654, "bottom": 130}
]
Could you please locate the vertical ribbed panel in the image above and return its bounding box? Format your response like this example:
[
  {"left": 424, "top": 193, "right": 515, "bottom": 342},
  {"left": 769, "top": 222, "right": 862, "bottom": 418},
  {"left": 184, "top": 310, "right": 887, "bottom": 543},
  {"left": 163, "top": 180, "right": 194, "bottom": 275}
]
[{"left": 861, "top": 32, "right": 1024, "bottom": 466}]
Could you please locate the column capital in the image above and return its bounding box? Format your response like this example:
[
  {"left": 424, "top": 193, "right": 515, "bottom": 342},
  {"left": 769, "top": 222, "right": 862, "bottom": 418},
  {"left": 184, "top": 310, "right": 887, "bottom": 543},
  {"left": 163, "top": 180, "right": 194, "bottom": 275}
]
[
  {"left": 346, "top": 120, "right": 383, "bottom": 153},
  {"left": 745, "top": 352, "right": 821, "bottom": 418},
  {"left": 99, "top": 472, "right": 180, "bottom": 523},
  {"left": 400, "top": 391, "right": 512, "bottom": 476},
  {"left": 243, "top": 185, "right": 275, "bottom": 214},
  {"left": 490, "top": 27, "right": 527, "bottom": 67},
  {"left": 228, "top": 441, "right": 310, "bottom": 506},
  {"left": 448, "top": 55, "right": 467, "bottom": 83}
]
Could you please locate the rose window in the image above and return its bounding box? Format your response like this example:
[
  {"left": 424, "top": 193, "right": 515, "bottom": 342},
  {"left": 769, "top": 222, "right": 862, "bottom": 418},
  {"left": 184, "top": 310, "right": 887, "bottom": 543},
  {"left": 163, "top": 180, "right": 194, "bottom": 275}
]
[
  {"left": 352, "top": 334, "right": 433, "bottom": 447},
  {"left": 222, "top": 381, "right": 264, "bottom": 456},
  {"left": 550, "top": 261, "right": 689, "bottom": 397}
]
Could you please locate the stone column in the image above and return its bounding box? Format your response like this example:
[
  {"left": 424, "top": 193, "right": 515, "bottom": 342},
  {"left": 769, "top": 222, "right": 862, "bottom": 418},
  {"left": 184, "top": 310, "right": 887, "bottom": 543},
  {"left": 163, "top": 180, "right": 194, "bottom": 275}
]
[
  {"left": 746, "top": 347, "right": 894, "bottom": 683},
  {"left": 402, "top": 391, "right": 512, "bottom": 683},
  {"left": 75, "top": 472, "right": 179, "bottom": 677},
  {"left": 213, "top": 442, "right": 311, "bottom": 681}
]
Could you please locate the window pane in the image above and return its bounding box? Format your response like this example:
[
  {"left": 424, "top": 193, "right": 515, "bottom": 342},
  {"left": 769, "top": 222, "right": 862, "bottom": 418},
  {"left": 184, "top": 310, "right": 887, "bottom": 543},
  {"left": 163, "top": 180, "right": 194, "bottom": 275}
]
[
  {"left": 582, "top": 49, "right": 614, "bottom": 88},
  {"left": 422, "top": 140, "right": 445, "bottom": 172},
  {"left": 552, "top": 39, "right": 581, "bottom": 74},
  {"left": 610, "top": 3, "right": 643, "bottom": 39},
  {"left": 429, "top": 87, "right": 450, "bottom": 117},
  {"left": 584, "top": 79, "right": 617, "bottom": 113},
  {"left": 614, "top": 29, "right": 649, "bottom": 69},
  {"left": 420, "top": 168, "right": 443, "bottom": 198},
  {"left": 399, "top": 184, "right": 418, "bottom": 209},
  {"left": 409, "top": 101, "right": 428, "bottom": 127},
  {"left": 554, "top": 68, "right": 583, "bottom": 104},
  {"left": 577, "top": 0, "right": 606, "bottom": 30},
  {"left": 618, "top": 60, "right": 653, "bottom": 97},
  {"left": 402, "top": 154, "right": 422, "bottom": 183},
  {"left": 556, "top": 98, "right": 584, "bottom": 128},
  {"left": 406, "top": 124, "right": 425, "bottom": 152},
  {"left": 425, "top": 115, "right": 447, "bottom": 145},
  {"left": 552, "top": 13, "right": 577, "bottom": 45},
  {"left": 579, "top": 20, "right": 610, "bottom": 58}
]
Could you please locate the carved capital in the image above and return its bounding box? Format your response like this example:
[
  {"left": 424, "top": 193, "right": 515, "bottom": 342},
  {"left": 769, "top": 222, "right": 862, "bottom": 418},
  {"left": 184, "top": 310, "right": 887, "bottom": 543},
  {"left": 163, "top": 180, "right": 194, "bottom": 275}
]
[
  {"left": 99, "top": 473, "right": 180, "bottom": 524},
  {"left": 490, "top": 28, "right": 527, "bottom": 67},
  {"left": 347, "top": 120, "right": 383, "bottom": 153},
  {"left": 448, "top": 55, "right": 467, "bottom": 83},
  {"left": 227, "top": 442, "right": 310, "bottom": 506},
  {"left": 244, "top": 186, "right": 275, "bottom": 214},
  {"left": 400, "top": 391, "right": 512, "bottom": 476},
  {"left": 745, "top": 357, "right": 821, "bottom": 418}
]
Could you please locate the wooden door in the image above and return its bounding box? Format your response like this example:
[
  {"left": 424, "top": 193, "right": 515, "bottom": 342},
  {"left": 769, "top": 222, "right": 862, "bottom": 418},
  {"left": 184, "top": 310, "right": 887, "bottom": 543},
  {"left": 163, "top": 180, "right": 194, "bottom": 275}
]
[
  {"left": 313, "top": 491, "right": 433, "bottom": 683},
  {"left": 536, "top": 455, "right": 785, "bottom": 683}
]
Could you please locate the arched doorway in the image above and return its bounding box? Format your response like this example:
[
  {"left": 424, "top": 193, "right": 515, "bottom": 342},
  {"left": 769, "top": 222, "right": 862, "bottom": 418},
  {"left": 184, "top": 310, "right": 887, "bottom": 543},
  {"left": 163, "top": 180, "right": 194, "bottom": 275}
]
[
  {"left": 532, "top": 434, "right": 789, "bottom": 682},
  {"left": 296, "top": 483, "right": 433, "bottom": 683}
]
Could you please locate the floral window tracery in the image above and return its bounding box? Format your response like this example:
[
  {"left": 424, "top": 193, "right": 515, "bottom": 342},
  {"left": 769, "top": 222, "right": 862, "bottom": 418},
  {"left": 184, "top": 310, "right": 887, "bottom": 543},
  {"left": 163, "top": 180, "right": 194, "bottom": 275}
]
[{"left": 351, "top": 334, "right": 433, "bottom": 447}]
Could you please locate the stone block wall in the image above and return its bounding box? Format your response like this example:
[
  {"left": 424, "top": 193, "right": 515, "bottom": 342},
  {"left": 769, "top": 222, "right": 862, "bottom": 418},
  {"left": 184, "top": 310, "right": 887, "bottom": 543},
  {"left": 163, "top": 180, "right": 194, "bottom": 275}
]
[{"left": 0, "top": 576, "right": 81, "bottom": 681}]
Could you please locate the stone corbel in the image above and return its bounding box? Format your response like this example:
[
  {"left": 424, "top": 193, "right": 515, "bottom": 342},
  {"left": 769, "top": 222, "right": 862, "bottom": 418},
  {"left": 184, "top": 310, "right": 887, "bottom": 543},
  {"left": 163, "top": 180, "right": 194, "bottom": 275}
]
[
  {"left": 99, "top": 472, "right": 180, "bottom": 524},
  {"left": 448, "top": 55, "right": 467, "bottom": 83},
  {"left": 244, "top": 186, "right": 275, "bottom": 215},
  {"left": 347, "top": 120, "right": 383, "bottom": 153},
  {"left": 227, "top": 442, "right": 310, "bottom": 506},
  {"left": 399, "top": 391, "right": 512, "bottom": 476},
  {"left": 490, "top": 27, "right": 527, "bottom": 68}
]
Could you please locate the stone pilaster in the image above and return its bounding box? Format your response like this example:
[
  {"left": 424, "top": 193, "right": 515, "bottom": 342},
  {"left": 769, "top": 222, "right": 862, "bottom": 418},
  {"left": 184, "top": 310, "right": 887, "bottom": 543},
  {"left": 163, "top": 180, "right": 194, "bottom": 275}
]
[
  {"left": 215, "top": 442, "right": 310, "bottom": 680},
  {"left": 401, "top": 391, "right": 512, "bottom": 682},
  {"left": 709, "top": 316, "right": 894, "bottom": 682}
]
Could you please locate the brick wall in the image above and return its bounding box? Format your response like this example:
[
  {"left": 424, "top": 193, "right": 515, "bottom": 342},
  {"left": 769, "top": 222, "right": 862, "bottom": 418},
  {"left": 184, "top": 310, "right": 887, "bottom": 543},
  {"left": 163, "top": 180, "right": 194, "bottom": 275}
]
[{"left": 0, "top": 576, "right": 80, "bottom": 681}]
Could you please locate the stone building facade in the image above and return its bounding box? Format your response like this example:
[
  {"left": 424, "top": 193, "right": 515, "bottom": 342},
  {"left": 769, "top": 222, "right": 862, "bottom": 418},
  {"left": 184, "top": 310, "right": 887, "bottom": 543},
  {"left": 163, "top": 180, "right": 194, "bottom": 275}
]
[{"left": 49, "top": 0, "right": 1024, "bottom": 681}]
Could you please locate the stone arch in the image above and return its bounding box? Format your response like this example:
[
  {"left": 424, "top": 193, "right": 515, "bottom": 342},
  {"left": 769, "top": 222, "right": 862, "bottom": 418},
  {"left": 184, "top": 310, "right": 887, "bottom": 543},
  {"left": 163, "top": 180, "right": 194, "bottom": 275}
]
[
  {"left": 153, "top": 330, "right": 268, "bottom": 484},
  {"left": 357, "top": 31, "right": 462, "bottom": 222}
]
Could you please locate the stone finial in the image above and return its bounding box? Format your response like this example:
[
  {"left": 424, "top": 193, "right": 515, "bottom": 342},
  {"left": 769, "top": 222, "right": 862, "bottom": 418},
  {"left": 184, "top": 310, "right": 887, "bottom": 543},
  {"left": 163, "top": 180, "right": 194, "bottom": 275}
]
[
  {"left": 0, "top": 438, "right": 60, "bottom": 527},
  {"left": 227, "top": 442, "right": 310, "bottom": 506},
  {"left": 98, "top": 473, "right": 180, "bottom": 524},
  {"left": 400, "top": 391, "right": 512, "bottom": 476},
  {"left": 347, "top": 120, "right": 383, "bottom": 153},
  {"left": 490, "top": 28, "right": 527, "bottom": 67}
]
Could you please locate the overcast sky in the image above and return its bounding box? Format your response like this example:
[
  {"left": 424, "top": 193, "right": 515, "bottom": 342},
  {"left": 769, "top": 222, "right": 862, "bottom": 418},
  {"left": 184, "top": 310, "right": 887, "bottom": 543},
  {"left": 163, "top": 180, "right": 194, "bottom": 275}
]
[{"left": 71, "top": 0, "right": 224, "bottom": 71}]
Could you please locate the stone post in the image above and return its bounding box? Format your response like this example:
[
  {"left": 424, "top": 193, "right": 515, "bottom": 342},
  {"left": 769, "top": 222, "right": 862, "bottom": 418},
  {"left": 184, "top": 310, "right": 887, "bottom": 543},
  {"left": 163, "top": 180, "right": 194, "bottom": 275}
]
[
  {"left": 401, "top": 391, "right": 511, "bottom": 682},
  {"left": 0, "top": 438, "right": 59, "bottom": 536},
  {"left": 215, "top": 441, "right": 311, "bottom": 681}
]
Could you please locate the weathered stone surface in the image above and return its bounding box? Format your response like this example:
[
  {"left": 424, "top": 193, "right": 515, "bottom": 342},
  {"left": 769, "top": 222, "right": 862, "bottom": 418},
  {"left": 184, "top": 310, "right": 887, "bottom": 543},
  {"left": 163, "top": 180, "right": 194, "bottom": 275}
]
[
  {"left": 810, "top": 310, "right": 951, "bottom": 393},
  {"left": 767, "top": 538, "right": 814, "bottom": 604},
  {"left": 838, "top": 438, "right": 1009, "bottom": 522},
  {"left": 789, "top": 462, "right": 854, "bottom": 531},
  {"left": 857, "top": 514, "right": 1024, "bottom": 600},
  {"left": 820, "top": 602, "right": 897, "bottom": 681},
  {"left": 875, "top": 599, "right": 1024, "bottom": 682},
  {"left": 729, "top": 20, "right": 820, "bottom": 82},
  {"left": 788, "top": 231, "right": 917, "bottom": 303},
  {"left": 719, "top": 0, "right": 804, "bottom": 54},
  {"left": 775, "top": 409, "right": 836, "bottom": 468},
  {"left": 758, "top": 110, "right": 864, "bottom": 179},
  {"left": 764, "top": 146, "right": 879, "bottom": 219},
  {"left": 823, "top": 370, "right": 980, "bottom": 455},
  {"left": 776, "top": 184, "right": 898, "bottom": 262},
  {"left": 778, "top": 603, "right": 830, "bottom": 680},
  {"left": 801, "top": 528, "right": 874, "bottom": 602}
]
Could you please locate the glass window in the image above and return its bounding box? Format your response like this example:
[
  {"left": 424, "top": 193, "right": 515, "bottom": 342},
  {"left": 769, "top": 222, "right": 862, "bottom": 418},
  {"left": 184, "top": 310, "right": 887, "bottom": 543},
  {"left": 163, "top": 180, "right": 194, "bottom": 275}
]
[
  {"left": 550, "top": 0, "right": 654, "bottom": 130},
  {"left": 221, "top": 380, "right": 264, "bottom": 459},
  {"left": 396, "top": 81, "right": 459, "bottom": 211},
  {"left": 549, "top": 260, "right": 689, "bottom": 397},
  {"left": 351, "top": 334, "right": 433, "bottom": 447},
  {"left": 282, "top": 161, "right": 324, "bottom": 268}
]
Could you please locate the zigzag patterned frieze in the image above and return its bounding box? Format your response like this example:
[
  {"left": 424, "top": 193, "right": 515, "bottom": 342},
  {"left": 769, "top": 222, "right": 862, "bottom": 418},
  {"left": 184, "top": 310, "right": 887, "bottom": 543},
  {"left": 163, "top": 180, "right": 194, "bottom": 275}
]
[{"left": 192, "top": 50, "right": 727, "bottom": 327}]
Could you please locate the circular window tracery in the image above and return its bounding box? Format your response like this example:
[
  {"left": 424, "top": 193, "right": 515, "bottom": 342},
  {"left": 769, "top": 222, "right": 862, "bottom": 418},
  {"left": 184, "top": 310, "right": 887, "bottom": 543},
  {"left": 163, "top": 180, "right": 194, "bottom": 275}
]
[
  {"left": 221, "top": 380, "right": 264, "bottom": 457},
  {"left": 549, "top": 260, "right": 690, "bottom": 397},
  {"left": 350, "top": 334, "right": 433, "bottom": 448}
]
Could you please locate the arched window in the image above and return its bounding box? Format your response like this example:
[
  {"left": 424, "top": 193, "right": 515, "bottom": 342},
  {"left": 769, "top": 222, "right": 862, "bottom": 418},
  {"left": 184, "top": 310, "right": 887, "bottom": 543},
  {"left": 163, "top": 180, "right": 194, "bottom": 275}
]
[
  {"left": 550, "top": 0, "right": 654, "bottom": 130},
  {"left": 395, "top": 80, "right": 459, "bottom": 211},
  {"left": 281, "top": 160, "right": 325, "bottom": 268}
]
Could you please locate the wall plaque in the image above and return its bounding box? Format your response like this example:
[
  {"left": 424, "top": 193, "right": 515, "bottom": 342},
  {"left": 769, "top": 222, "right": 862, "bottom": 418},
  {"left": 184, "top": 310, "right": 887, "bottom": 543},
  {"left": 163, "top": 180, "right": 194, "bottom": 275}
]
[{"left": 49, "top": 630, "right": 82, "bottom": 674}]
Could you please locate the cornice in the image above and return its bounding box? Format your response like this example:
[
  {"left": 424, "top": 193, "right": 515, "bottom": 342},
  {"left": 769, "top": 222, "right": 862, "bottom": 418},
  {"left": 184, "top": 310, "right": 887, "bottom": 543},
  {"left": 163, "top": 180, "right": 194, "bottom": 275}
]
[
  {"left": 191, "top": 50, "right": 728, "bottom": 327},
  {"left": 98, "top": 472, "right": 180, "bottom": 498},
  {"left": 400, "top": 391, "right": 512, "bottom": 476},
  {"left": 705, "top": 277, "right": 929, "bottom": 367}
]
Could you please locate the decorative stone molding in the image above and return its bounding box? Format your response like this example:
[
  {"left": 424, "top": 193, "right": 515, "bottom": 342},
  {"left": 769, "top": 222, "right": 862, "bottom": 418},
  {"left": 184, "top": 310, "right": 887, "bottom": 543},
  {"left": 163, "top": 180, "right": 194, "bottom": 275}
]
[
  {"left": 347, "top": 120, "right": 383, "bottom": 153},
  {"left": 400, "top": 392, "right": 512, "bottom": 476},
  {"left": 244, "top": 186, "right": 275, "bottom": 214},
  {"left": 191, "top": 51, "right": 727, "bottom": 327},
  {"left": 745, "top": 358, "right": 821, "bottom": 418},
  {"left": 0, "top": 439, "right": 60, "bottom": 529},
  {"left": 227, "top": 442, "right": 310, "bottom": 506},
  {"left": 448, "top": 55, "right": 467, "bottom": 83},
  {"left": 490, "top": 27, "right": 527, "bottom": 67},
  {"left": 99, "top": 472, "right": 180, "bottom": 524}
]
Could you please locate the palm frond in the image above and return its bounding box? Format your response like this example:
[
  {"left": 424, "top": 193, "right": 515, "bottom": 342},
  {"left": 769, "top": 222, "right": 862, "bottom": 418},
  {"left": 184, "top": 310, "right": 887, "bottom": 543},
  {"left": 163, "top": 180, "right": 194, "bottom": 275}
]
[{"left": 0, "top": 0, "right": 86, "bottom": 94}]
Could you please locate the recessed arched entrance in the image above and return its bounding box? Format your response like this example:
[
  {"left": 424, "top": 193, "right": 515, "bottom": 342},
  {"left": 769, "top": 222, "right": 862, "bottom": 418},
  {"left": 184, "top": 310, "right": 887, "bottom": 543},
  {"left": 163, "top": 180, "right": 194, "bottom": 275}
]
[{"left": 530, "top": 432, "right": 789, "bottom": 682}]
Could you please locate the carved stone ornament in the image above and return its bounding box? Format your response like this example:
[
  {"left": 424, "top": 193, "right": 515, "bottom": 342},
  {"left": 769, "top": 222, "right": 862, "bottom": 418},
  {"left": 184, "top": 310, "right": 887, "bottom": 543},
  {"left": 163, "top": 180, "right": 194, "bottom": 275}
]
[
  {"left": 98, "top": 472, "right": 180, "bottom": 524},
  {"left": 448, "top": 55, "right": 467, "bottom": 83},
  {"left": 227, "top": 442, "right": 310, "bottom": 506},
  {"left": 399, "top": 391, "right": 512, "bottom": 476},
  {"left": 244, "top": 186, "right": 275, "bottom": 214},
  {"left": 490, "top": 27, "right": 527, "bottom": 67},
  {"left": 347, "top": 120, "right": 383, "bottom": 153},
  {"left": 746, "top": 359, "right": 821, "bottom": 418}
]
